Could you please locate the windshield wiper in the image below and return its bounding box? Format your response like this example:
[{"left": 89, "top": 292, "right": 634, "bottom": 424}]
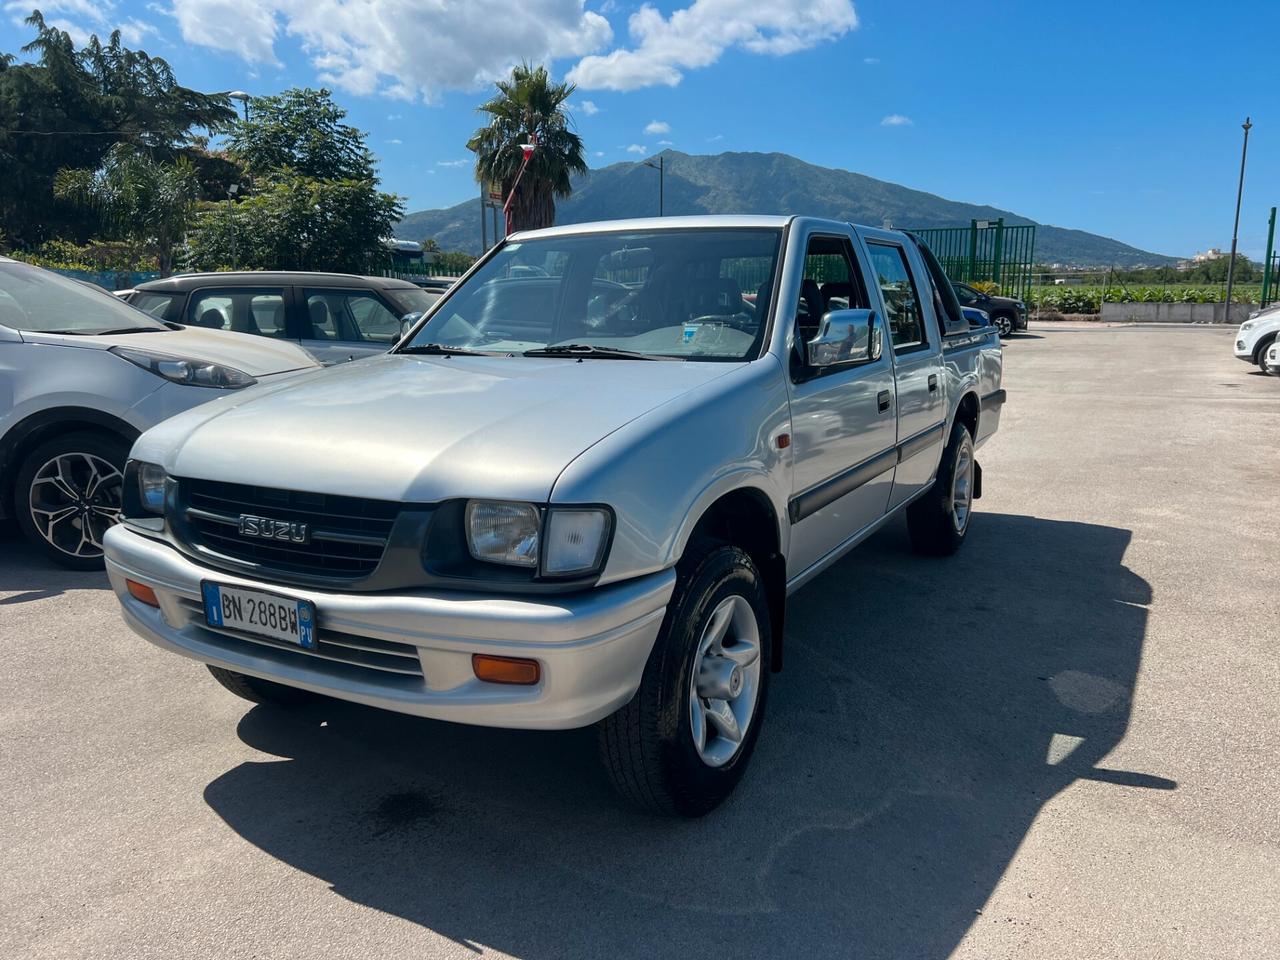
[
  {"left": 524, "top": 343, "right": 677, "bottom": 361},
  {"left": 399, "top": 342, "right": 493, "bottom": 356},
  {"left": 91, "top": 326, "right": 165, "bottom": 335}
]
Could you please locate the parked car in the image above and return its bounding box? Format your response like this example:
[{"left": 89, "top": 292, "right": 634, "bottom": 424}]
[
  {"left": 0, "top": 257, "right": 320, "bottom": 568},
  {"left": 104, "top": 216, "right": 1004, "bottom": 816},
  {"left": 125, "top": 272, "right": 442, "bottom": 365},
  {"left": 951, "top": 282, "right": 1027, "bottom": 337},
  {"left": 407, "top": 276, "right": 456, "bottom": 296},
  {"left": 1234, "top": 304, "right": 1280, "bottom": 370}
]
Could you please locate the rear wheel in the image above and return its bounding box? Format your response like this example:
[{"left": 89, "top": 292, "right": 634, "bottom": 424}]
[
  {"left": 907, "top": 419, "right": 976, "bottom": 557},
  {"left": 206, "top": 665, "right": 318, "bottom": 707},
  {"left": 14, "top": 432, "right": 129, "bottom": 569},
  {"left": 598, "top": 544, "right": 770, "bottom": 817}
]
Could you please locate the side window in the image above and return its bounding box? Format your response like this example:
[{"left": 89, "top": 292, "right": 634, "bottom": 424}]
[
  {"left": 129, "top": 292, "right": 176, "bottom": 318},
  {"left": 866, "top": 243, "right": 927, "bottom": 352},
  {"left": 793, "top": 235, "right": 870, "bottom": 346},
  {"left": 186, "top": 288, "right": 289, "bottom": 338},
  {"left": 303, "top": 290, "right": 401, "bottom": 343},
  {"left": 953, "top": 284, "right": 977, "bottom": 305}
]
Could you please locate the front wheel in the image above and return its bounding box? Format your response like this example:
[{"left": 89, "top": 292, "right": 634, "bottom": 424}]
[
  {"left": 993, "top": 313, "right": 1014, "bottom": 337},
  {"left": 206, "top": 665, "right": 318, "bottom": 708},
  {"left": 907, "top": 419, "right": 976, "bottom": 557},
  {"left": 597, "top": 544, "right": 771, "bottom": 817},
  {"left": 14, "top": 431, "right": 129, "bottom": 569}
]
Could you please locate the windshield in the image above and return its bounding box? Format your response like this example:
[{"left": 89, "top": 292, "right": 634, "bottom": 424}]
[
  {"left": 0, "top": 261, "right": 167, "bottom": 334},
  {"left": 401, "top": 229, "right": 782, "bottom": 361}
]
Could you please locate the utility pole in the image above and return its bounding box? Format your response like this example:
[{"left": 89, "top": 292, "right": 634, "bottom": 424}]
[
  {"left": 1224, "top": 117, "right": 1252, "bottom": 320},
  {"left": 226, "top": 183, "right": 240, "bottom": 269},
  {"left": 643, "top": 156, "right": 665, "bottom": 215}
]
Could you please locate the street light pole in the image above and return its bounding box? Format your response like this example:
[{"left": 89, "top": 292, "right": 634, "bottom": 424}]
[
  {"left": 228, "top": 90, "right": 250, "bottom": 121},
  {"left": 643, "top": 156, "right": 664, "bottom": 215},
  {"left": 226, "top": 183, "right": 240, "bottom": 269},
  {"left": 1224, "top": 116, "right": 1252, "bottom": 319}
]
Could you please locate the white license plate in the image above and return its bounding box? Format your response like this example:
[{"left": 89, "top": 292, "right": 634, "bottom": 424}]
[{"left": 202, "top": 581, "right": 316, "bottom": 649}]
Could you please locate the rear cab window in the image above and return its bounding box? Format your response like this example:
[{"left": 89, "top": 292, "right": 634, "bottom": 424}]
[{"left": 866, "top": 243, "right": 928, "bottom": 353}]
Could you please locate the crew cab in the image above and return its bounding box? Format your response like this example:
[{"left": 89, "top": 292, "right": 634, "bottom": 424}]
[{"left": 104, "top": 216, "right": 1004, "bottom": 816}]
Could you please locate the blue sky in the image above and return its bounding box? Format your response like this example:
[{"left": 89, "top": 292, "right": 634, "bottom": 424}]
[{"left": 9, "top": 0, "right": 1280, "bottom": 257}]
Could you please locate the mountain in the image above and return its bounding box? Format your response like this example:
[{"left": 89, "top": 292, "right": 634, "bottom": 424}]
[{"left": 397, "top": 150, "right": 1176, "bottom": 268}]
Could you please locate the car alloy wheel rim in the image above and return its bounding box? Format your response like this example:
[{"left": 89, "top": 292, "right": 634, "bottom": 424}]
[
  {"left": 951, "top": 439, "right": 975, "bottom": 534},
  {"left": 998, "top": 316, "right": 1012, "bottom": 336},
  {"left": 688, "top": 593, "right": 762, "bottom": 768},
  {"left": 28, "top": 453, "right": 123, "bottom": 559}
]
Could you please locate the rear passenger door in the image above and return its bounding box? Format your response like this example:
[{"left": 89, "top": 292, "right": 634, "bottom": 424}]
[
  {"left": 863, "top": 239, "right": 946, "bottom": 509},
  {"left": 299, "top": 288, "right": 404, "bottom": 364}
]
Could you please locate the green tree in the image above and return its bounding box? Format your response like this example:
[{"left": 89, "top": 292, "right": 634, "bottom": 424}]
[
  {"left": 192, "top": 87, "right": 402, "bottom": 272},
  {"left": 468, "top": 64, "right": 586, "bottom": 232},
  {"left": 0, "top": 11, "right": 233, "bottom": 246},
  {"left": 227, "top": 88, "right": 375, "bottom": 181},
  {"left": 53, "top": 143, "right": 200, "bottom": 275}
]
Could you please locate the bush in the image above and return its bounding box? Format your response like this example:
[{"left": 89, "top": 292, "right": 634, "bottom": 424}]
[
  {"left": 11, "top": 238, "right": 158, "bottom": 272},
  {"left": 1027, "top": 284, "right": 1262, "bottom": 313}
]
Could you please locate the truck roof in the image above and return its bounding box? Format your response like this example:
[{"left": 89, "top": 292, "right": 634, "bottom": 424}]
[{"left": 509, "top": 215, "right": 908, "bottom": 244}]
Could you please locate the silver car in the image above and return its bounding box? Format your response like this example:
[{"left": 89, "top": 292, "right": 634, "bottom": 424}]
[
  {"left": 104, "top": 216, "right": 1004, "bottom": 815},
  {"left": 0, "top": 257, "right": 320, "bottom": 567}
]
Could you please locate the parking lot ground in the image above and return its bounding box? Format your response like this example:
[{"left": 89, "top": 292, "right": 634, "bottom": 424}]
[{"left": 2, "top": 323, "right": 1278, "bottom": 960}]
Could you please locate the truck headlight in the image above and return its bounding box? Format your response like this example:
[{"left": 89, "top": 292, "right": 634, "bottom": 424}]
[
  {"left": 543, "top": 508, "right": 611, "bottom": 576},
  {"left": 110, "top": 346, "right": 256, "bottom": 389},
  {"left": 464, "top": 501, "right": 613, "bottom": 576},
  {"left": 121, "top": 460, "right": 168, "bottom": 521},
  {"left": 465, "top": 501, "right": 540, "bottom": 567}
]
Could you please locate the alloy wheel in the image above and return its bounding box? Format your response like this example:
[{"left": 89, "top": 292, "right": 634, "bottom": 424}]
[
  {"left": 28, "top": 452, "right": 123, "bottom": 560},
  {"left": 950, "top": 437, "right": 975, "bottom": 534},
  {"left": 688, "top": 594, "right": 763, "bottom": 768}
]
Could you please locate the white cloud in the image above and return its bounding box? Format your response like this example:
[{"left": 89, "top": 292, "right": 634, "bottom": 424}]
[
  {"left": 568, "top": 0, "right": 857, "bottom": 91},
  {"left": 707, "top": 133, "right": 724, "bottom": 142},
  {"left": 578, "top": 99, "right": 600, "bottom": 115},
  {"left": 4, "top": 0, "right": 155, "bottom": 47},
  {"left": 863, "top": 56, "right": 879, "bottom": 64},
  {"left": 436, "top": 158, "right": 470, "bottom": 167},
  {"left": 594, "top": 150, "right": 606, "bottom": 157},
  {"left": 644, "top": 120, "right": 670, "bottom": 135},
  {"left": 880, "top": 114, "right": 912, "bottom": 126},
  {"left": 387, "top": 113, "right": 403, "bottom": 120},
  {"left": 386, "top": 138, "right": 403, "bottom": 144},
  {"left": 625, "top": 144, "right": 647, "bottom": 154},
  {"left": 657, "top": 139, "right": 673, "bottom": 146},
  {"left": 170, "top": 0, "right": 613, "bottom": 101}
]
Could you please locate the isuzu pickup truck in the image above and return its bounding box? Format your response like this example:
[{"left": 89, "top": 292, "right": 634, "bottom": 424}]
[{"left": 104, "top": 216, "right": 1004, "bottom": 816}]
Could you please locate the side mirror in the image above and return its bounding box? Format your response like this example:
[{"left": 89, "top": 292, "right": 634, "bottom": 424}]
[
  {"left": 806, "top": 309, "right": 883, "bottom": 368},
  {"left": 398, "top": 312, "right": 421, "bottom": 343}
]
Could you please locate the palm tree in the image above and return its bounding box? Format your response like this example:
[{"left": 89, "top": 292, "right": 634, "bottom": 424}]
[
  {"left": 468, "top": 64, "right": 587, "bottom": 233},
  {"left": 53, "top": 143, "right": 200, "bottom": 276}
]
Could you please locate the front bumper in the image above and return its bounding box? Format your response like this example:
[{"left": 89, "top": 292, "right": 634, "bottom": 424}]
[{"left": 104, "top": 524, "right": 674, "bottom": 730}]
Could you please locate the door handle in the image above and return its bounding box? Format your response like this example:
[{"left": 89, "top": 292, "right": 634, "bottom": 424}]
[
  {"left": 877, "top": 390, "right": 891, "bottom": 412},
  {"left": 928, "top": 374, "right": 938, "bottom": 392}
]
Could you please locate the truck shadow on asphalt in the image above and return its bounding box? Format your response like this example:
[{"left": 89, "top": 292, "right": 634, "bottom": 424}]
[{"left": 202, "top": 511, "right": 1173, "bottom": 959}]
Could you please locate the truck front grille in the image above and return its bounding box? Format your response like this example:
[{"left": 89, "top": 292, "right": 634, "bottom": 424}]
[{"left": 176, "top": 478, "right": 400, "bottom": 579}]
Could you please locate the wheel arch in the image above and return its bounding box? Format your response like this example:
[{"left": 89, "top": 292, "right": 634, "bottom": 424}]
[
  {"left": 681, "top": 486, "right": 787, "bottom": 672},
  {"left": 0, "top": 407, "right": 140, "bottom": 517},
  {"left": 1254, "top": 331, "right": 1277, "bottom": 363},
  {"left": 954, "top": 389, "right": 980, "bottom": 440}
]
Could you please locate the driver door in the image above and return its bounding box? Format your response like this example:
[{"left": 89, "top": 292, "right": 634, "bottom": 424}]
[{"left": 785, "top": 232, "right": 898, "bottom": 579}]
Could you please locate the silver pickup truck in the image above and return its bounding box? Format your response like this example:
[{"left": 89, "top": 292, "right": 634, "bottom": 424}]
[{"left": 104, "top": 216, "right": 1004, "bottom": 816}]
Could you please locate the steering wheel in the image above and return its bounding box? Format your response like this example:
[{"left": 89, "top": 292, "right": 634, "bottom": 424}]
[{"left": 689, "top": 312, "right": 757, "bottom": 333}]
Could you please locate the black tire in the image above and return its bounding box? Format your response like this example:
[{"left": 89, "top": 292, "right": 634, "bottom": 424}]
[
  {"left": 14, "top": 431, "right": 130, "bottom": 570},
  {"left": 206, "top": 664, "right": 318, "bottom": 707},
  {"left": 1255, "top": 335, "right": 1276, "bottom": 370},
  {"left": 597, "top": 544, "right": 771, "bottom": 817},
  {"left": 993, "top": 313, "right": 1014, "bottom": 337},
  {"left": 907, "top": 419, "right": 977, "bottom": 557}
]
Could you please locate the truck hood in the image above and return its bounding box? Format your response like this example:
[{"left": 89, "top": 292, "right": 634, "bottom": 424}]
[
  {"left": 140, "top": 353, "right": 737, "bottom": 503},
  {"left": 22, "top": 326, "right": 318, "bottom": 377}
]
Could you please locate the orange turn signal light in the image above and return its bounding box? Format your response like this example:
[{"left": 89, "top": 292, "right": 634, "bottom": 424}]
[
  {"left": 125, "top": 579, "right": 160, "bottom": 607},
  {"left": 472, "top": 654, "right": 541, "bottom": 686}
]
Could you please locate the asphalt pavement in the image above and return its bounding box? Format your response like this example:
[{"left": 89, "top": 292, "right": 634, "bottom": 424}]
[{"left": 2, "top": 323, "right": 1278, "bottom": 959}]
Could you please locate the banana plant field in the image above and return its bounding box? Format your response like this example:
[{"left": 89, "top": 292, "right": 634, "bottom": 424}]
[{"left": 1028, "top": 284, "right": 1265, "bottom": 314}]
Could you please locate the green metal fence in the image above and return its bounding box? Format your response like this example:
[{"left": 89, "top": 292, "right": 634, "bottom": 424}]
[
  {"left": 909, "top": 219, "right": 1036, "bottom": 301},
  {"left": 1262, "top": 206, "right": 1277, "bottom": 308}
]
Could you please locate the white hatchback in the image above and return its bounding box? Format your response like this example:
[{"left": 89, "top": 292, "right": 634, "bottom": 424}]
[{"left": 0, "top": 257, "right": 320, "bottom": 568}]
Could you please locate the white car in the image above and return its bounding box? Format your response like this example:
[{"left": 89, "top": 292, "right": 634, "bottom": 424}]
[
  {"left": 0, "top": 257, "right": 320, "bottom": 568},
  {"left": 1234, "top": 305, "right": 1280, "bottom": 369}
]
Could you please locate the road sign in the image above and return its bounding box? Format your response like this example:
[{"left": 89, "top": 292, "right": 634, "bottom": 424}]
[{"left": 485, "top": 180, "right": 503, "bottom": 203}]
